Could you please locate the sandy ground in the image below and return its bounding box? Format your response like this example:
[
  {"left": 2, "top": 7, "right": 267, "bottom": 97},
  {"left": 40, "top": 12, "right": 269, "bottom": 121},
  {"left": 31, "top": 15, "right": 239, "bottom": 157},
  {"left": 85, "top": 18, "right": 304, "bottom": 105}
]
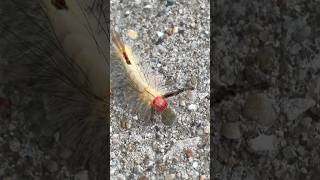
[
  {"left": 212, "top": 0, "right": 320, "bottom": 179},
  {"left": 0, "top": 0, "right": 210, "bottom": 179},
  {"left": 110, "top": 0, "right": 210, "bottom": 179}
]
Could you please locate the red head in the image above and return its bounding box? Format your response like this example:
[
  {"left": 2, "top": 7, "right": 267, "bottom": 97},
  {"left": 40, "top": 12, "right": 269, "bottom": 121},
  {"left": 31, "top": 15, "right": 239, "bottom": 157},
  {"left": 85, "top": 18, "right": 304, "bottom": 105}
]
[{"left": 151, "top": 96, "right": 168, "bottom": 112}]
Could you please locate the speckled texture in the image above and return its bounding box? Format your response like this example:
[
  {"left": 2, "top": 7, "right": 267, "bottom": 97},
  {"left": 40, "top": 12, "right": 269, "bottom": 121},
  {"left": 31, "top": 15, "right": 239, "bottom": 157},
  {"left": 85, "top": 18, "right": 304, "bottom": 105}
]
[
  {"left": 0, "top": 1, "right": 108, "bottom": 179},
  {"left": 212, "top": 0, "right": 320, "bottom": 179},
  {"left": 110, "top": 0, "right": 210, "bottom": 179}
]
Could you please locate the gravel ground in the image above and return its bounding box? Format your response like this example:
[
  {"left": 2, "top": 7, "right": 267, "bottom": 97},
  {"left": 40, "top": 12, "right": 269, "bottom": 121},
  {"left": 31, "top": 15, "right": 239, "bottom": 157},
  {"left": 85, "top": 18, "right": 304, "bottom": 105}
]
[
  {"left": 110, "top": 0, "right": 210, "bottom": 179},
  {"left": 4, "top": 0, "right": 320, "bottom": 179},
  {"left": 0, "top": 0, "right": 210, "bottom": 180},
  {"left": 1, "top": 1, "right": 106, "bottom": 179},
  {"left": 212, "top": 0, "right": 320, "bottom": 179}
]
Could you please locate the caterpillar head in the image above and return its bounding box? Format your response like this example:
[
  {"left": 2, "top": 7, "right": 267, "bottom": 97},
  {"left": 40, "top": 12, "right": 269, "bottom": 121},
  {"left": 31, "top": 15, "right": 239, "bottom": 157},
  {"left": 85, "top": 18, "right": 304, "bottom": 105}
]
[
  {"left": 151, "top": 96, "right": 176, "bottom": 126},
  {"left": 151, "top": 96, "right": 168, "bottom": 113}
]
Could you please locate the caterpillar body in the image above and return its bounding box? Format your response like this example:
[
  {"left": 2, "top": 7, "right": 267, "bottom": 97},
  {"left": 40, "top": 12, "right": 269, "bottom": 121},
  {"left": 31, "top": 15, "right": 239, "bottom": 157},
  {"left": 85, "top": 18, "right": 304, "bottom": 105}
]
[
  {"left": 0, "top": 0, "right": 196, "bottom": 179},
  {"left": 111, "top": 31, "right": 194, "bottom": 125}
]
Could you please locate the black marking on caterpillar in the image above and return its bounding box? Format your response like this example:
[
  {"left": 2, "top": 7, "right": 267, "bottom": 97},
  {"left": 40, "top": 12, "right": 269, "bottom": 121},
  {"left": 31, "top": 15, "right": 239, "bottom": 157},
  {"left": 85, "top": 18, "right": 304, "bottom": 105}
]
[{"left": 123, "top": 51, "right": 131, "bottom": 65}]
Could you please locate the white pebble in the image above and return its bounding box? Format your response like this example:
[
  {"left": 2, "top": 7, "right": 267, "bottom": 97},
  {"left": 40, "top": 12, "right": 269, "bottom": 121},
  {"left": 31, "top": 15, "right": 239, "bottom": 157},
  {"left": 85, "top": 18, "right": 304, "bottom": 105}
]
[
  {"left": 173, "top": 27, "right": 179, "bottom": 34},
  {"left": 192, "top": 161, "right": 199, "bottom": 169},
  {"left": 199, "top": 93, "right": 207, "bottom": 100},
  {"left": 204, "top": 126, "right": 210, "bottom": 134},
  {"left": 110, "top": 168, "right": 116, "bottom": 175},
  {"left": 125, "top": 10, "right": 130, "bottom": 15},
  {"left": 111, "top": 134, "right": 120, "bottom": 144},
  {"left": 156, "top": 31, "right": 164, "bottom": 38},
  {"left": 144, "top": 4, "right": 152, "bottom": 9},
  {"left": 117, "top": 174, "right": 125, "bottom": 180},
  {"left": 188, "top": 104, "right": 197, "bottom": 110},
  {"left": 134, "top": 0, "right": 141, "bottom": 5}
]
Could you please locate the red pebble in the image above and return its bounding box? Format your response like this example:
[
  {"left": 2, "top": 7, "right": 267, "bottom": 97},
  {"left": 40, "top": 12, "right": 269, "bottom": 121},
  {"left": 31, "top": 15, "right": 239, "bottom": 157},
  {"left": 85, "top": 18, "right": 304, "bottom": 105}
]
[{"left": 185, "top": 148, "right": 193, "bottom": 158}]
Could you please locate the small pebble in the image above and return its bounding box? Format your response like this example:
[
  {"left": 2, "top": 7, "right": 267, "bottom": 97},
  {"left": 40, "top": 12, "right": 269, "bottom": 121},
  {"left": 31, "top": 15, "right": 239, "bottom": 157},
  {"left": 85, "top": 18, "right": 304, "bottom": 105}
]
[
  {"left": 110, "top": 159, "right": 118, "bottom": 166},
  {"left": 165, "top": 174, "right": 176, "bottom": 180},
  {"left": 301, "top": 117, "right": 312, "bottom": 128},
  {"left": 221, "top": 122, "right": 241, "bottom": 139},
  {"left": 133, "top": 165, "right": 143, "bottom": 174},
  {"left": 111, "top": 135, "right": 120, "bottom": 145},
  {"left": 181, "top": 172, "right": 189, "bottom": 179},
  {"left": 144, "top": 4, "right": 152, "bottom": 9},
  {"left": 46, "top": 160, "right": 58, "bottom": 173},
  {"left": 283, "top": 98, "right": 316, "bottom": 121},
  {"left": 9, "top": 139, "right": 20, "bottom": 152},
  {"left": 249, "top": 134, "right": 278, "bottom": 152},
  {"left": 166, "top": 0, "right": 176, "bottom": 6},
  {"left": 54, "top": 132, "right": 60, "bottom": 142},
  {"left": 74, "top": 170, "right": 89, "bottom": 180},
  {"left": 134, "top": 0, "right": 141, "bottom": 5},
  {"left": 180, "top": 100, "right": 186, "bottom": 106},
  {"left": 158, "top": 45, "right": 167, "bottom": 52},
  {"left": 156, "top": 31, "right": 164, "bottom": 38},
  {"left": 59, "top": 148, "right": 72, "bottom": 159},
  {"left": 275, "top": 130, "right": 284, "bottom": 137},
  {"left": 173, "top": 27, "right": 179, "bottom": 34},
  {"left": 187, "top": 91, "right": 197, "bottom": 101},
  {"left": 192, "top": 162, "right": 199, "bottom": 169},
  {"left": 125, "top": 10, "right": 130, "bottom": 16},
  {"left": 117, "top": 174, "right": 126, "bottom": 180},
  {"left": 166, "top": 26, "right": 179, "bottom": 36},
  {"left": 243, "top": 93, "right": 278, "bottom": 126},
  {"left": 120, "top": 119, "right": 131, "bottom": 129},
  {"left": 188, "top": 104, "right": 197, "bottom": 111},
  {"left": 203, "top": 126, "right": 210, "bottom": 134},
  {"left": 127, "top": 30, "right": 138, "bottom": 39},
  {"left": 199, "top": 175, "right": 207, "bottom": 180},
  {"left": 282, "top": 146, "right": 296, "bottom": 159},
  {"left": 110, "top": 168, "right": 116, "bottom": 175},
  {"left": 185, "top": 148, "right": 193, "bottom": 158},
  {"left": 301, "top": 167, "right": 308, "bottom": 174},
  {"left": 8, "top": 124, "right": 16, "bottom": 131}
]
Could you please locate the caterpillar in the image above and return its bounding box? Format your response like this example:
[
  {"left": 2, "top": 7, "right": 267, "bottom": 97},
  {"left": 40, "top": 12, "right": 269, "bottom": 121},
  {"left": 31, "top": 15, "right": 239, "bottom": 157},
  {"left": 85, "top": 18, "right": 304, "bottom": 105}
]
[
  {"left": 0, "top": 0, "right": 209, "bottom": 179},
  {"left": 111, "top": 31, "right": 194, "bottom": 126},
  {"left": 1, "top": 0, "right": 109, "bottom": 179}
]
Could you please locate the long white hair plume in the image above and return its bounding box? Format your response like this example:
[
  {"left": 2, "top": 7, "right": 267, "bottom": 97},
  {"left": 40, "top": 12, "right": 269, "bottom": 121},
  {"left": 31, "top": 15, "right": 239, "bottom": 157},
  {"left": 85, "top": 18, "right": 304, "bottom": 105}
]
[{"left": 0, "top": 0, "right": 109, "bottom": 179}]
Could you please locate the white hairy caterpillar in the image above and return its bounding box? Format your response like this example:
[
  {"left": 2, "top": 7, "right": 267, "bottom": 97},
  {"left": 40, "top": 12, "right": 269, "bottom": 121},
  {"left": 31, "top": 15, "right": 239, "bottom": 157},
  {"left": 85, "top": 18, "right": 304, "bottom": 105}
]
[
  {"left": 0, "top": 0, "right": 108, "bottom": 179},
  {"left": 0, "top": 0, "right": 196, "bottom": 179},
  {"left": 111, "top": 31, "right": 194, "bottom": 125}
]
